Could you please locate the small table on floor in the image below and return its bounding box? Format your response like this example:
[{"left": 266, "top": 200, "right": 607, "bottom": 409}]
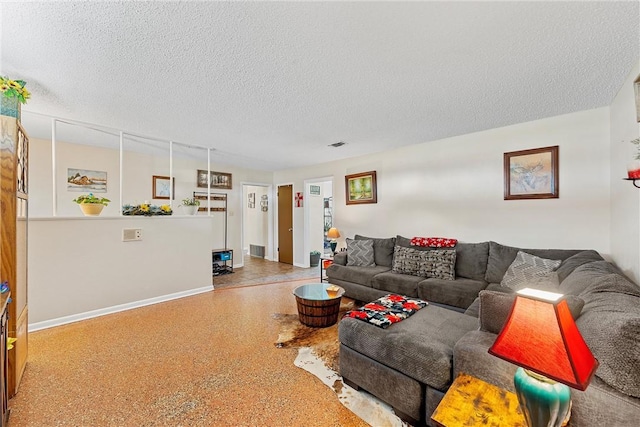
[
  {"left": 293, "top": 283, "right": 345, "bottom": 327},
  {"left": 431, "top": 373, "right": 527, "bottom": 427}
]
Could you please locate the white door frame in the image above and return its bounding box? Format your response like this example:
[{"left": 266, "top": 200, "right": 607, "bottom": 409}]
[
  {"left": 240, "top": 181, "right": 274, "bottom": 265},
  {"left": 302, "top": 176, "right": 334, "bottom": 268}
]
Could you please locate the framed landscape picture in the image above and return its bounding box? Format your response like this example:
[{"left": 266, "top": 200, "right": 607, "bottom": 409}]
[
  {"left": 504, "top": 146, "right": 559, "bottom": 200},
  {"left": 197, "top": 170, "right": 232, "bottom": 189},
  {"left": 67, "top": 168, "right": 107, "bottom": 192},
  {"left": 152, "top": 175, "right": 175, "bottom": 199},
  {"left": 345, "top": 171, "right": 377, "bottom": 205}
]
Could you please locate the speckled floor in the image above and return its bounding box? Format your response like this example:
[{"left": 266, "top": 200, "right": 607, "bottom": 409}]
[
  {"left": 213, "top": 255, "right": 321, "bottom": 289},
  {"left": 8, "top": 280, "right": 368, "bottom": 427}
]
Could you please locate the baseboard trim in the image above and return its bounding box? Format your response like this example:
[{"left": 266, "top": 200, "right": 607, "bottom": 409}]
[{"left": 29, "top": 286, "right": 212, "bottom": 332}]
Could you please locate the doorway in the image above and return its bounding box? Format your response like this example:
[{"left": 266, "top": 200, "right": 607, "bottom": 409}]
[
  {"left": 242, "top": 184, "right": 270, "bottom": 263},
  {"left": 277, "top": 184, "right": 293, "bottom": 264},
  {"left": 303, "top": 177, "right": 333, "bottom": 267}
]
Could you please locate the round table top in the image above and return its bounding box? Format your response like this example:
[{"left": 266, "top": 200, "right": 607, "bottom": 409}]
[{"left": 293, "top": 283, "right": 345, "bottom": 300}]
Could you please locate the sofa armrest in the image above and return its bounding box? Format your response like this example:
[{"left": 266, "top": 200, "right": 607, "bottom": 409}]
[
  {"left": 453, "top": 330, "right": 517, "bottom": 393},
  {"left": 333, "top": 251, "right": 347, "bottom": 266}
]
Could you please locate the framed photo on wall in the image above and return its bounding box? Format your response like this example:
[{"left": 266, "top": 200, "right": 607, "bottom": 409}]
[
  {"left": 504, "top": 146, "right": 559, "bottom": 200},
  {"left": 197, "top": 170, "right": 232, "bottom": 189},
  {"left": 345, "top": 171, "right": 377, "bottom": 205},
  {"left": 152, "top": 175, "right": 175, "bottom": 199}
]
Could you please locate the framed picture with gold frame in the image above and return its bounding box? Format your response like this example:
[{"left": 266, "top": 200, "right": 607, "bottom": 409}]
[
  {"left": 504, "top": 146, "right": 559, "bottom": 200},
  {"left": 345, "top": 171, "right": 377, "bottom": 205}
]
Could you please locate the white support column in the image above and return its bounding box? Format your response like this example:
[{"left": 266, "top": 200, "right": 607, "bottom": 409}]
[
  {"left": 119, "top": 131, "right": 124, "bottom": 215},
  {"left": 169, "top": 141, "right": 174, "bottom": 208},
  {"left": 51, "top": 118, "right": 57, "bottom": 216},
  {"left": 207, "top": 148, "right": 212, "bottom": 215}
]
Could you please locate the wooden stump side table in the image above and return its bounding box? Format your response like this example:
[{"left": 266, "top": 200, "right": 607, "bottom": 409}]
[{"left": 431, "top": 373, "right": 527, "bottom": 427}]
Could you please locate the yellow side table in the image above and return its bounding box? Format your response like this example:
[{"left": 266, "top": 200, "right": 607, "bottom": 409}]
[{"left": 431, "top": 373, "right": 527, "bottom": 427}]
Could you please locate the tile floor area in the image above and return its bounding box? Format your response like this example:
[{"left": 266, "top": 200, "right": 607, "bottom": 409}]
[
  {"left": 8, "top": 280, "right": 368, "bottom": 426},
  {"left": 213, "top": 255, "right": 321, "bottom": 289}
]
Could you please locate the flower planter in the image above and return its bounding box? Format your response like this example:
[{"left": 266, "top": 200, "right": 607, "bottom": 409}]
[
  {"left": 182, "top": 205, "right": 199, "bottom": 215},
  {"left": 0, "top": 96, "right": 20, "bottom": 121},
  {"left": 79, "top": 203, "right": 104, "bottom": 216},
  {"left": 310, "top": 253, "right": 321, "bottom": 267},
  {"left": 627, "top": 160, "right": 640, "bottom": 179}
]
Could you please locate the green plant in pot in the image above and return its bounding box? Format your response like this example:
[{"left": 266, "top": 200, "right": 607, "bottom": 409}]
[
  {"left": 73, "top": 193, "right": 110, "bottom": 216},
  {"left": 310, "top": 250, "right": 321, "bottom": 267},
  {"left": 179, "top": 197, "right": 200, "bottom": 215}
]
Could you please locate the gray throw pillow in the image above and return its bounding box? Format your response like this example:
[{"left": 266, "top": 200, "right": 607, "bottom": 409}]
[
  {"left": 479, "top": 290, "right": 585, "bottom": 334},
  {"left": 392, "top": 246, "right": 456, "bottom": 280},
  {"left": 346, "top": 238, "right": 376, "bottom": 267},
  {"left": 500, "top": 251, "right": 561, "bottom": 290}
]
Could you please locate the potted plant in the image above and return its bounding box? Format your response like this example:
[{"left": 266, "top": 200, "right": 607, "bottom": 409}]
[
  {"left": 179, "top": 197, "right": 200, "bottom": 215},
  {"left": 1, "top": 75, "right": 30, "bottom": 120},
  {"left": 628, "top": 137, "right": 640, "bottom": 179},
  {"left": 73, "top": 193, "right": 110, "bottom": 216},
  {"left": 310, "top": 250, "right": 321, "bottom": 267}
]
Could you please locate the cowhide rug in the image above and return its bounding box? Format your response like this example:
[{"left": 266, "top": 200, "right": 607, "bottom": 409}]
[{"left": 273, "top": 299, "right": 407, "bottom": 427}]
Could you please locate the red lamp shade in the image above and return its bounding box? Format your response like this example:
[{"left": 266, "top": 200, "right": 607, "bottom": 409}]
[{"left": 488, "top": 289, "right": 598, "bottom": 391}]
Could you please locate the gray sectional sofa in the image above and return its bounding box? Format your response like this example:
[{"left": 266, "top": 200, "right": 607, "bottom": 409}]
[{"left": 330, "top": 236, "right": 640, "bottom": 426}]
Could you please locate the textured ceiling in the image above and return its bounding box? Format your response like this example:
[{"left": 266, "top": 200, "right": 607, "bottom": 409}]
[{"left": 1, "top": 1, "right": 639, "bottom": 171}]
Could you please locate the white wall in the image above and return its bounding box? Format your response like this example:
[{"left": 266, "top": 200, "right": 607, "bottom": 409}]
[
  {"left": 27, "top": 138, "right": 274, "bottom": 325},
  {"left": 243, "top": 185, "right": 269, "bottom": 253},
  {"left": 28, "top": 217, "right": 214, "bottom": 326},
  {"left": 610, "top": 60, "right": 640, "bottom": 281},
  {"left": 275, "top": 107, "right": 612, "bottom": 266}
]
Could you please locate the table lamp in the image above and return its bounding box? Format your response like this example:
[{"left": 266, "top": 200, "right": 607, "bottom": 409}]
[
  {"left": 327, "top": 227, "right": 340, "bottom": 255},
  {"left": 488, "top": 288, "right": 598, "bottom": 427}
]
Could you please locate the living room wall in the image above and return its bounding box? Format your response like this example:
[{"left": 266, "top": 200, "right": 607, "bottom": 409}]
[
  {"left": 610, "top": 61, "right": 640, "bottom": 281},
  {"left": 27, "top": 137, "right": 273, "bottom": 326},
  {"left": 275, "top": 107, "right": 613, "bottom": 274}
]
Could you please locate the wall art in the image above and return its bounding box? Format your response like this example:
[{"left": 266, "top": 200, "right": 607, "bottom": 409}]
[
  {"left": 197, "top": 169, "right": 232, "bottom": 189},
  {"left": 152, "top": 175, "right": 175, "bottom": 199},
  {"left": 345, "top": 171, "right": 377, "bottom": 205},
  {"left": 504, "top": 146, "right": 559, "bottom": 200},
  {"left": 67, "top": 168, "right": 107, "bottom": 192}
]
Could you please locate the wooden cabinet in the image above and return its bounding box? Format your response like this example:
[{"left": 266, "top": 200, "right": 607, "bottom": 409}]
[
  {"left": 0, "top": 116, "right": 29, "bottom": 398},
  {"left": 0, "top": 294, "right": 9, "bottom": 426}
]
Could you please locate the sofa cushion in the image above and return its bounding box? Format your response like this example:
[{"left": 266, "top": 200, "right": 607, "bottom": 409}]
[
  {"left": 500, "top": 251, "right": 561, "bottom": 290},
  {"left": 485, "top": 241, "right": 583, "bottom": 284},
  {"left": 355, "top": 234, "right": 396, "bottom": 267},
  {"left": 560, "top": 261, "right": 629, "bottom": 296},
  {"left": 346, "top": 238, "right": 376, "bottom": 267},
  {"left": 454, "top": 242, "right": 490, "bottom": 282},
  {"left": 372, "top": 271, "right": 423, "bottom": 297},
  {"left": 418, "top": 278, "right": 487, "bottom": 309},
  {"left": 392, "top": 246, "right": 456, "bottom": 279},
  {"left": 339, "top": 303, "right": 478, "bottom": 390},
  {"left": 326, "top": 264, "right": 390, "bottom": 288},
  {"left": 478, "top": 290, "right": 584, "bottom": 334},
  {"left": 576, "top": 273, "right": 640, "bottom": 397},
  {"left": 556, "top": 250, "right": 604, "bottom": 282}
]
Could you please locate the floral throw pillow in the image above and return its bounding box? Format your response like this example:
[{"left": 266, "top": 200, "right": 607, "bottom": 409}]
[
  {"left": 411, "top": 237, "right": 458, "bottom": 248},
  {"left": 344, "top": 294, "right": 429, "bottom": 328}
]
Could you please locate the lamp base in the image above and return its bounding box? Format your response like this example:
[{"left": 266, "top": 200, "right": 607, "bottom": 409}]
[
  {"left": 330, "top": 241, "right": 337, "bottom": 255},
  {"left": 514, "top": 367, "right": 571, "bottom": 427}
]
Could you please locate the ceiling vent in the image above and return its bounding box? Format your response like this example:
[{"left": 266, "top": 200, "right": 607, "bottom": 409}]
[{"left": 329, "top": 141, "right": 346, "bottom": 148}]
